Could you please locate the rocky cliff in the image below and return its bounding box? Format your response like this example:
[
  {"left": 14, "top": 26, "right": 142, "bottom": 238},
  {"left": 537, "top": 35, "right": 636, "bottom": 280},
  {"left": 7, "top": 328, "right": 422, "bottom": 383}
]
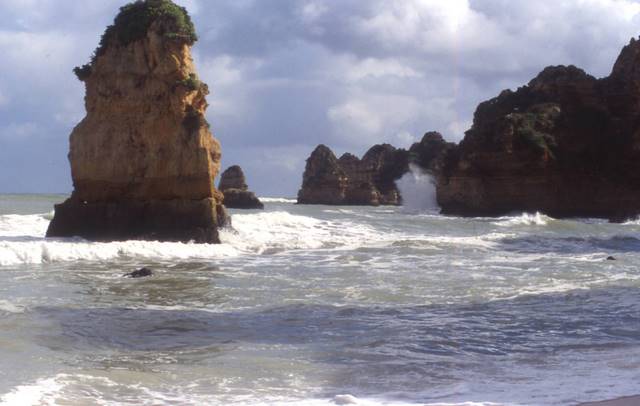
[
  {"left": 297, "top": 134, "right": 452, "bottom": 206},
  {"left": 297, "top": 145, "right": 349, "bottom": 205},
  {"left": 47, "top": 0, "right": 227, "bottom": 242},
  {"left": 218, "top": 165, "right": 264, "bottom": 209},
  {"left": 437, "top": 37, "right": 640, "bottom": 220}
]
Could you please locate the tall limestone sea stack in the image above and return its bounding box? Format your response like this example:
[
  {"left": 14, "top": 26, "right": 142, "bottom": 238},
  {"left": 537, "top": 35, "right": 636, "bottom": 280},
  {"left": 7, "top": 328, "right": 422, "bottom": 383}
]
[{"left": 47, "top": 0, "right": 227, "bottom": 243}]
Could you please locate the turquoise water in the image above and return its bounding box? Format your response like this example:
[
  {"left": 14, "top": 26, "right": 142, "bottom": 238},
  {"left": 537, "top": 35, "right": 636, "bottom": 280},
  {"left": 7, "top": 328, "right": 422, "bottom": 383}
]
[{"left": 0, "top": 195, "right": 639, "bottom": 405}]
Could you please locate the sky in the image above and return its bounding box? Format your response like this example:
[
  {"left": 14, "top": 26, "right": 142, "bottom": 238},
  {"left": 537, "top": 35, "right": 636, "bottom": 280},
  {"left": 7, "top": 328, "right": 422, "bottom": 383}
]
[{"left": 1, "top": 0, "right": 640, "bottom": 197}]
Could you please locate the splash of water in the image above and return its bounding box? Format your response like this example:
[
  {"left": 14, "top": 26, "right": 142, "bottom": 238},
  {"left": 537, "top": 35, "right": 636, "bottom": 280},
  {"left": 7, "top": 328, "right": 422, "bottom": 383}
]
[{"left": 396, "top": 164, "right": 439, "bottom": 213}]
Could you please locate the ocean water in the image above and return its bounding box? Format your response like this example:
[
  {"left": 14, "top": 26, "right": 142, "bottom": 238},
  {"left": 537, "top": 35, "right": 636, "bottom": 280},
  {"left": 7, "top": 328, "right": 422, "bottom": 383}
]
[{"left": 0, "top": 193, "right": 639, "bottom": 406}]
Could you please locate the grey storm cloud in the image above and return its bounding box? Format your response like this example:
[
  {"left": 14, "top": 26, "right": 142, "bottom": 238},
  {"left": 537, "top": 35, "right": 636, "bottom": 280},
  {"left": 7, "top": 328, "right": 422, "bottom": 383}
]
[{"left": 1, "top": 0, "right": 639, "bottom": 196}]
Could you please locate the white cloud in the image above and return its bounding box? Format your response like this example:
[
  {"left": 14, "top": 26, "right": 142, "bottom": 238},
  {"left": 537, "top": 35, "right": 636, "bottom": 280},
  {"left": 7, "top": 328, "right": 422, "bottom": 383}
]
[
  {"left": 0, "top": 122, "right": 39, "bottom": 139},
  {"left": 299, "top": 1, "right": 328, "bottom": 23},
  {"left": 0, "top": 89, "right": 8, "bottom": 108},
  {"left": 328, "top": 101, "right": 383, "bottom": 142},
  {"left": 393, "top": 131, "right": 417, "bottom": 148},
  {"left": 345, "top": 58, "right": 422, "bottom": 81}
]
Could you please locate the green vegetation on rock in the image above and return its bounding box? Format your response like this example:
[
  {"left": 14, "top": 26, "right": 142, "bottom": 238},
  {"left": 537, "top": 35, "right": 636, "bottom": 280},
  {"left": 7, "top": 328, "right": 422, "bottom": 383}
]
[
  {"left": 177, "top": 73, "right": 201, "bottom": 91},
  {"left": 73, "top": 64, "right": 92, "bottom": 81},
  {"left": 508, "top": 104, "right": 560, "bottom": 159},
  {"left": 74, "top": 0, "right": 197, "bottom": 81}
]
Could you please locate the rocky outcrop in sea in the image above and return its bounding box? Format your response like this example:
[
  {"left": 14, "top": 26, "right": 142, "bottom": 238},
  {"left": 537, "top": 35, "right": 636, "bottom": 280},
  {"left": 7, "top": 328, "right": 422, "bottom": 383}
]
[
  {"left": 297, "top": 133, "right": 453, "bottom": 206},
  {"left": 47, "top": 0, "right": 227, "bottom": 242},
  {"left": 218, "top": 166, "right": 264, "bottom": 209},
  {"left": 436, "top": 37, "right": 640, "bottom": 220}
]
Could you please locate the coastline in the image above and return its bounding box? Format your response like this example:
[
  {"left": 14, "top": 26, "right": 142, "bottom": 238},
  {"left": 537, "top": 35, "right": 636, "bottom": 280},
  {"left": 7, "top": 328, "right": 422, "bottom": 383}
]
[{"left": 578, "top": 396, "right": 640, "bottom": 406}]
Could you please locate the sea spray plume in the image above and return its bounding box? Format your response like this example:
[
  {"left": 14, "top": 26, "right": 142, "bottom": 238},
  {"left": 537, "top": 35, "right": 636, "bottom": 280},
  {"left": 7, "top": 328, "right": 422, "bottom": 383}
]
[
  {"left": 46, "top": 0, "right": 227, "bottom": 243},
  {"left": 396, "top": 164, "right": 439, "bottom": 213}
]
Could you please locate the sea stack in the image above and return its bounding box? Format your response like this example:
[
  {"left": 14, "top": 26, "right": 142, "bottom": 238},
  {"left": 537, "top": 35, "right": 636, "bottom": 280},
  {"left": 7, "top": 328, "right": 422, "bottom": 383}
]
[
  {"left": 297, "top": 135, "right": 453, "bottom": 206},
  {"left": 437, "top": 37, "right": 640, "bottom": 221},
  {"left": 46, "top": 0, "right": 227, "bottom": 242},
  {"left": 218, "top": 165, "right": 264, "bottom": 209},
  {"left": 297, "top": 145, "right": 349, "bottom": 205}
]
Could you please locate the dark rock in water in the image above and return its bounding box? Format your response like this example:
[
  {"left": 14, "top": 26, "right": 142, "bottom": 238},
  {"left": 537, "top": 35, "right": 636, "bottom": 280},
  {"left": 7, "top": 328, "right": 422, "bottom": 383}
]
[
  {"left": 297, "top": 145, "right": 349, "bottom": 205},
  {"left": 222, "top": 189, "right": 264, "bottom": 210},
  {"left": 409, "top": 132, "right": 456, "bottom": 173},
  {"left": 607, "top": 256, "right": 617, "bottom": 261},
  {"left": 124, "top": 267, "right": 153, "bottom": 278},
  {"left": 436, "top": 37, "right": 640, "bottom": 220},
  {"left": 297, "top": 143, "right": 409, "bottom": 206},
  {"left": 46, "top": 1, "right": 227, "bottom": 243},
  {"left": 219, "top": 165, "right": 249, "bottom": 191},
  {"left": 218, "top": 165, "right": 264, "bottom": 209}
]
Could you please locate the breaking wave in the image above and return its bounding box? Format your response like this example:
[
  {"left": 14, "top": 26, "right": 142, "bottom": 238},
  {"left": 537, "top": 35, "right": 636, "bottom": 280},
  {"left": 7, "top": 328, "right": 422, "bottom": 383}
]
[
  {"left": 0, "top": 210, "right": 387, "bottom": 266},
  {"left": 259, "top": 197, "right": 297, "bottom": 204},
  {"left": 395, "top": 164, "right": 439, "bottom": 213}
]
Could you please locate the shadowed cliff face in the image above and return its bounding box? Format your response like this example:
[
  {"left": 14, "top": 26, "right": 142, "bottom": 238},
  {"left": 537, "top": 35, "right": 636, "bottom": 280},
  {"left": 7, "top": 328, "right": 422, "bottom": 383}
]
[
  {"left": 297, "top": 145, "right": 350, "bottom": 205},
  {"left": 47, "top": 0, "right": 227, "bottom": 242},
  {"left": 297, "top": 134, "right": 453, "bottom": 206},
  {"left": 437, "top": 37, "right": 640, "bottom": 220}
]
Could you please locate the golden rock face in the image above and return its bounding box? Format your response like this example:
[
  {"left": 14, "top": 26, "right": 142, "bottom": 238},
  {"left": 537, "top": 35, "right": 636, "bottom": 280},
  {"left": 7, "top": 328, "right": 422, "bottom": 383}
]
[
  {"left": 70, "top": 24, "right": 220, "bottom": 203},
  {"left": 48, "top": 14, "right": 227, "bottom": 243}
]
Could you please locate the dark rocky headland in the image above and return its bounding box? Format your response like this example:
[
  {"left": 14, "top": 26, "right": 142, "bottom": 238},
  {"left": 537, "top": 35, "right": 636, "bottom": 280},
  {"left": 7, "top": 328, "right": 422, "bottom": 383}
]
[
  {"left": 299, "top": 37, "right": 640, "bottom": 221},
  {"left": 437, "top": 37, "right": 640, "bottom": 220},
  {"left": 218, "top": 165, "right": 264, "bottom": 209},
  {"left": 297, "top": 133, "right": 453, "bottom": 206},
  {"left": 47, "top": 0, "right": 227, "bottom": 242}
]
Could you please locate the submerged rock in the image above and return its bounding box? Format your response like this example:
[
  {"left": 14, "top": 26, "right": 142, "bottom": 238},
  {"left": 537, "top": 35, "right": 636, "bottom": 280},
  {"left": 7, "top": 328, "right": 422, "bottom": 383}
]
[
  {"left": 47, "top": 0, "right": 227, "bottom": 242},
  {"left": 436, "top": 37, "right": 640, "bottom": 220},
  {"left": 218, "top": 165, "right": 264, "bottom": 209},
  {"left": 124, "top": 267, "right": 153, "bottom": 278}
]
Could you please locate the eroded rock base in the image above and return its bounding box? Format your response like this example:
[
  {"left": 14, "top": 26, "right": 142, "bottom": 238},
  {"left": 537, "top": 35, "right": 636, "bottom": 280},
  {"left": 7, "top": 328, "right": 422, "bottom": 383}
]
[
  {"left": 46, "top": 198, "right": 227, "bottom": 243},
  {"left": 223, "top": 189, "right": 264, "bottom": 209}
]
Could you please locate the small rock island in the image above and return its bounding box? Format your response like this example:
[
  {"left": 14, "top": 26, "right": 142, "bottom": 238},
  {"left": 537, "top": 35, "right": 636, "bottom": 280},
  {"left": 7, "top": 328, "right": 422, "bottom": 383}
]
[
  {"left": 218, "top": 165, "right": 264, "bottom": 209},
  {"left": 47, "top": 0, "right": 227, "bottom": 242}
]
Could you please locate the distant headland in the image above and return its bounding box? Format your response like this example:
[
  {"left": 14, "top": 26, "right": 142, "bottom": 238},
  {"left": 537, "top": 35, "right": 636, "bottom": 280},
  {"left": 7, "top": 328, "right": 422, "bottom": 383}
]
[{"left": 298, "top": 37, "right": 640, "bottom": 222}]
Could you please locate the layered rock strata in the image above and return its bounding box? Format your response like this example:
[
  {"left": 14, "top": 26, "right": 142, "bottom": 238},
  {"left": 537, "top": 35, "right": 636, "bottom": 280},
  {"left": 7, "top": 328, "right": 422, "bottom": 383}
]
[
  {"left": 47, "top": 0, "right": 227, "bottom": 242},
  {"left": 297, "top": 134, "right": 453, "bottom": 205},
  {"left": 218, "top": 165, "right": 264, "bottom": 209},
  {"left": 437, "top": 37, "right": 640, "bottom": 220}
]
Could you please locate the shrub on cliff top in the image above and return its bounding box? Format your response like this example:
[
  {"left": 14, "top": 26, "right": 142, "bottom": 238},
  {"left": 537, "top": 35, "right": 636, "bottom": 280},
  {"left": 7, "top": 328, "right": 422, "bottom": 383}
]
[{"left": 93, "top": 0, "right": 197, "bottom": 61}]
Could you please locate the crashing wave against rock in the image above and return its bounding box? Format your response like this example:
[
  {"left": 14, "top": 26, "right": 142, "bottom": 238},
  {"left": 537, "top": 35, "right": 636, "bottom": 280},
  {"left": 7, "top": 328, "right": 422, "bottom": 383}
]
[{"left": 47, "top": 0, "right": 227, "bottom": 242}]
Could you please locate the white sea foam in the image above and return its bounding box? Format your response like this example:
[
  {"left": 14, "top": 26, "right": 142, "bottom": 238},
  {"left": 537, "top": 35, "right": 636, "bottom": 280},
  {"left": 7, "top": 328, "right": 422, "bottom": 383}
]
[
  {"left": 0, "top": 210, "right": 389, "bottom": 265},
  {"left": 0, "top": 300, "right": 24, "bottom": 314},
  {"left": 0, "top": 376, "right": 63, "bottom": 406},
  {"left": 0, "top": 375, "right": 506, "bottom": 406},
  {"left": 260, "top": 197, "right": 297, "bottom": 204},
  {"left": 222, "top": 211, "right": 385, "bottom": 253},
  {"left": 0, "top": 208, "right": 518, "bottom": 266},
  {"left": 494, "top": 212, "right": 551, "bottom": 227},
  {"left": 0, "top": 214, "right": 49, "bottom": 237},
  {"left": 396, "top": 164, "right": 439, "bottom": 213}
]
